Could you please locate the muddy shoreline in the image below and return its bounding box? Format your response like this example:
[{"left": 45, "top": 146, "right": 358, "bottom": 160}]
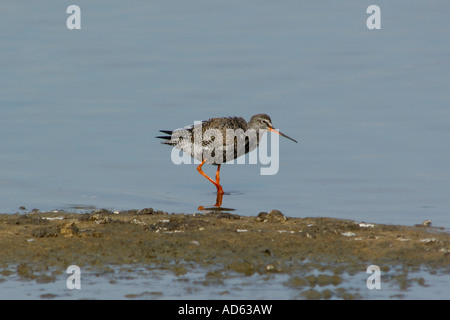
[{"left": 1, "top": 208, "right": 449, "bottom": 299}]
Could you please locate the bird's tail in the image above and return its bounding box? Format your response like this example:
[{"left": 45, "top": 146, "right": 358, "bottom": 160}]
[{"left": 156, "top": 130, "right": 176, "bottom": 145}]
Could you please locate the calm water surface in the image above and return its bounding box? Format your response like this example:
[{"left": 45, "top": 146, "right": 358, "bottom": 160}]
[
  {"left": 2, "top": 1, "right": 449, "bottom": 227},
  {"left": 1, "top": 1, "right": 449, "bottom": 299},
  {"left": 1, "top": 264, "right": 449, "bottom": 300}
]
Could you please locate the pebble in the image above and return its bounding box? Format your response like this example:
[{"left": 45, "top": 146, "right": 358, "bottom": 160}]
[
  {"left": 358, "top": 223, "right": 375, "bottom": 228},
  {"left": 60, "top": 222, "right": 79, "bottom": 237},
  {"left": 341, "top": 232, "right": 356, "bottom": 237},
  {"left": 422, "top": 220, "right": 432, "bottom": 226},
  {"left": 255, "top": 210, "right": 287, "bottom": 222}
]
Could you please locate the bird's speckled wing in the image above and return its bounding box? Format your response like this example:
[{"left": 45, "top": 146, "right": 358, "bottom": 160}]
[{"left": 158, "top": 116, "right": 256, "bottom": 164}]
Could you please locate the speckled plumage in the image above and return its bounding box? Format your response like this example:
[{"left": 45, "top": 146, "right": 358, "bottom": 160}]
[
  {"left": 157, "top": 114, "right": 297, "bottom": 197},
  {"left": 157, "top": 114, "right": 278, "bottom": 164}
]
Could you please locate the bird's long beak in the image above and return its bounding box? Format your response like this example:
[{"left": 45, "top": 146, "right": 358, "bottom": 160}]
[{"left": 269, "top": 127, "right": 298, "bottom": 143}]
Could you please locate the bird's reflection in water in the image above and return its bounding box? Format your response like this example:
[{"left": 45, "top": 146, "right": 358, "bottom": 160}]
[{"left": 197, "top": 192, "right": 236, "bottom": 212}]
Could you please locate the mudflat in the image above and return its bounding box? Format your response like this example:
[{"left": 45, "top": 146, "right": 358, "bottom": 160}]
[{"left": 1, "top": 208, "right": 449, "bottom": 299}]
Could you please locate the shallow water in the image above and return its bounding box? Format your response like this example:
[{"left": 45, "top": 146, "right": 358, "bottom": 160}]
[
  {"left": 1, "top": 1, "right": 450, "bottom": 228},
  {"left": 1, "top": 1, "right": 450, "bottom": 299},
  {"left": 1, "top": 264, "right": 449, "bottom": 300}
]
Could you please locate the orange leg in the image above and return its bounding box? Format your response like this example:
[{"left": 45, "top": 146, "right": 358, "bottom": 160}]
[
  {"left": 197, "top": 160, "right": 224, "bottom": 194},
  {"left": 214, "top": 192, "right": 223, "bottom": 207},
  {"left": 215, "top": 164, "right": 221, "bottom": 185}
]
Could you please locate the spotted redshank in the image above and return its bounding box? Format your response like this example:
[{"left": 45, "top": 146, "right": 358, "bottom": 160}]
[{"left": 157, "top": 114, "right": 297, "bottom": 195}]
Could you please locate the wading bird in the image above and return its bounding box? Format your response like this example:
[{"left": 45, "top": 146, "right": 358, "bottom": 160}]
[{"left": 157, "top": 114, "right": 297, "bottom": 198}]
